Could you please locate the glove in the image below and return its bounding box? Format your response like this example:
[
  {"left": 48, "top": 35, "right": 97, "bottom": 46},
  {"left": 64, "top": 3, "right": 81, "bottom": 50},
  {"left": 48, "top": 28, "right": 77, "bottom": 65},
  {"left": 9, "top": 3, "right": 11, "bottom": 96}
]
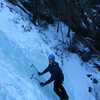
[
  {"left": 40, "top": 82, "right": 45, "bottom": 87},
  {"left": 38, "top": 72, "right": 42, "bottom": 76}
]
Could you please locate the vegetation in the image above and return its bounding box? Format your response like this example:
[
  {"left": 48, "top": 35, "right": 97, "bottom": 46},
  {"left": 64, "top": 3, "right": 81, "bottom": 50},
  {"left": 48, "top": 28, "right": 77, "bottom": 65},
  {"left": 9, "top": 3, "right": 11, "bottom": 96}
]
[{"left": 7, "top": 0, "right": 100, "bottom": 61}]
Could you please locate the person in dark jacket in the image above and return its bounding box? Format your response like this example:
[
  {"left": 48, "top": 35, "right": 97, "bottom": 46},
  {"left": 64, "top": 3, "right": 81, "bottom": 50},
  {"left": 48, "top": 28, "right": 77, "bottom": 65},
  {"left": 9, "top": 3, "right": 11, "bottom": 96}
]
[{"left": 38, "top": 54, "right": 69, "bottom": 100}]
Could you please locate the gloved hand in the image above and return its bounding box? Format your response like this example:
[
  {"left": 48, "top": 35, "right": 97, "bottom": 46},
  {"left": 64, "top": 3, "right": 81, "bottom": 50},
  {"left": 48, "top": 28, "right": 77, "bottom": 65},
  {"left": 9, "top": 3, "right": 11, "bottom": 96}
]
[
  {"left": 38, "top": 72, "right": 42, "bottom": 76},
  {"left": 40, "top": 82, "right": 45, "bottom": 87}
]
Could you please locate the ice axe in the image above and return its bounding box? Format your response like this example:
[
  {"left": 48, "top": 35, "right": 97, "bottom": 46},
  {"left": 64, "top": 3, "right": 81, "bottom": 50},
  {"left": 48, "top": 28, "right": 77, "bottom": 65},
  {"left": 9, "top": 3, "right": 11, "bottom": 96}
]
[
  {"left": 30, "top": 64, "right": 39, "bottom": 73},
  {"left": 30, "top": 73, "right": 40, "bottom": 83},
  {"left": 30, "top": 64, "right": 41, "bottom": 82}
]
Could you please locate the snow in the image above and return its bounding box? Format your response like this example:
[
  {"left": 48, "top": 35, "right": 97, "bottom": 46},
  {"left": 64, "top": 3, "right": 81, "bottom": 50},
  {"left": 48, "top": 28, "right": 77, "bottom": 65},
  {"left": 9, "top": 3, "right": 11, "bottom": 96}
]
[
  {"left": 0, "top": 0, "right": 99, "bottom": 100},
  {"left": 63, "top": 54, "right": 94, "bottom": 100}
]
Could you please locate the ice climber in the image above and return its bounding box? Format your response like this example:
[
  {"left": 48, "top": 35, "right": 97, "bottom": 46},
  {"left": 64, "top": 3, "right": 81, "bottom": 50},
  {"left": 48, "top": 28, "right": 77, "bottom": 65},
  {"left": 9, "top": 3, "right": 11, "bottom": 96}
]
[{"left": 38, "top": 54, "right": 69, "bottom": 100}]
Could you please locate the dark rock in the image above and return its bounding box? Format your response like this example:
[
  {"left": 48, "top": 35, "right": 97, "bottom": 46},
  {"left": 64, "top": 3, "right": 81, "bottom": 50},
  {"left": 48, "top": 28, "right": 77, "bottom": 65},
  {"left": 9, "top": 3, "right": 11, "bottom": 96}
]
[
  {"left": 92, "top": 78, "right": 98, "bottom": 84},
  {"left": 88, "top": 87, "right": 92, "bottom": 92},
  {"left": 22, "top": 25, "right": 24, "bottom": 28},
  {"left": 94, "top": 63, "right": 100, "bottom": 71},
  {"left": 87, "top": 74, "right": 92, "bottom": 77}
]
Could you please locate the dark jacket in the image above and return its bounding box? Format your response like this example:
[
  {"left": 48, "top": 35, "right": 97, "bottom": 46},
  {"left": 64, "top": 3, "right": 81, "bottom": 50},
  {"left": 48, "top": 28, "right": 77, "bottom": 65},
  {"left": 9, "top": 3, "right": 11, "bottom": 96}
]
[{"left": 41, "top": 61, "right": 64, "bottom": 85}]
